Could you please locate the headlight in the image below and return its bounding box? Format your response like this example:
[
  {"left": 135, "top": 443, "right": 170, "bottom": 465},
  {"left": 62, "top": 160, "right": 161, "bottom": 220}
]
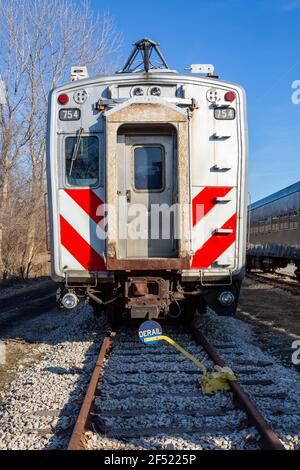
[
  {"left": 132, "top": 86, "right": 144, "bottom": 97},
  {"left": 218, "top": 291, "right": 235, "bottom": 307},
  {"left": 62, "top": 293, "right": 79, "bottom": 310},
  {"left": 149, "top": 86, "right": 161, "bottom": 96}
]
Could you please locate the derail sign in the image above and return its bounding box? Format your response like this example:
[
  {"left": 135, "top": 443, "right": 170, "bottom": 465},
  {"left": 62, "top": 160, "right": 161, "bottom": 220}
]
[{"left": 139, "top": 320, "right": 163, "bottom": 345}]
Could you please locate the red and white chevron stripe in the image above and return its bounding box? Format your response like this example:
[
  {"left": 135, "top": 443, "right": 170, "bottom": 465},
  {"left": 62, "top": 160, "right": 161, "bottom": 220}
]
[
  {"left": 59, "top": 189, "right": 106, "bottom": 271},
  {"left": 191, "top": 186, "right": 237, "bottom": 269},
  {"left": 58, "top": 186, "right": 237, "bottom": 272}
]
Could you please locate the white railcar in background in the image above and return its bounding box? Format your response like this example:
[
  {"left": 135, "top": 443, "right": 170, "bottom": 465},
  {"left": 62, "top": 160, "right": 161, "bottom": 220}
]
[{"left": 46, "top": 38, "right": 248, "bottom": 321}]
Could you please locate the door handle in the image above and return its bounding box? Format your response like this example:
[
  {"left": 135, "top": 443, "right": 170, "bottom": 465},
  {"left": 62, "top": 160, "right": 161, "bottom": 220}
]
[{"left": 126, "top": 190, "right": 131, "bottom": 203}]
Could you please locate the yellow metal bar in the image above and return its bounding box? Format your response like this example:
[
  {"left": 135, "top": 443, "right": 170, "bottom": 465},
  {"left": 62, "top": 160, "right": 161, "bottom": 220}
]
[
  {"left": 144, "top": 335, "right": 207, "bottom": 374},
  {"left": 144, "top": 335, "right": 237, "bottom": 395}
]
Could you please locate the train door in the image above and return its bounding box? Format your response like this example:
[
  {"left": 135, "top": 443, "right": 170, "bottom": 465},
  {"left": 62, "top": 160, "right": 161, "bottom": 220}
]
[{"left": 117, "top": 135, "right": 176, "bottom": 259}]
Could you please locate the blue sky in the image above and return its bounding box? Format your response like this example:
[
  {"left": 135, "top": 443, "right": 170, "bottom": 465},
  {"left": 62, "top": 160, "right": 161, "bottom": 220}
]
[{"left": 92, "top": 0, "right": 300, "bottom": 202}]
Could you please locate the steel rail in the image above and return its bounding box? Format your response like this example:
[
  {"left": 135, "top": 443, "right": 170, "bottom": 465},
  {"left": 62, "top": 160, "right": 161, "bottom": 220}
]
[
  {"left": 68, "top": 330, "right": 112, "bottom": 450},
  {"left": 68, "top": 323, "right": 285, "bottom": 451},
  {"left": 247, "top": 273, "right": 299, "bottom": 294},
  {"left": 191, "top": 326, "right": 285, "bottom": 450}
]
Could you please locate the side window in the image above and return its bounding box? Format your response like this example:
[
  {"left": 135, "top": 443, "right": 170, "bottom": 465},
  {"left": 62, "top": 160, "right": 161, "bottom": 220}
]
[
  {"left": 134, "top": 146, "right": 164, "bottom": 191},
  {"left": 290, "top": 210, "right": 299, "bottom": 229},
  {"left": 65, "top": 136, "right": 99, "bottom": 187}
]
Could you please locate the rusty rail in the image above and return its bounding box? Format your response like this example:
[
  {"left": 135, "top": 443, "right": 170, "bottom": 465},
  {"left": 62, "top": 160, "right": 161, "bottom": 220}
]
[
  {"left": 191, "top": 326, "right": 285, "bottom": 450},
  {"left": 247, "top": 272, "right": 299, "bottom": 295},
  {"left": 68, "top": 331, "right": 112, "bottom": 450},
  {"left": 68, "top": 323, "right": 285, "bottom": 451}
]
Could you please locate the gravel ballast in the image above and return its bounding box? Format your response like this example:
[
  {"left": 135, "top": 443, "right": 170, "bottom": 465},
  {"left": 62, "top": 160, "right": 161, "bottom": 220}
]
[
  {"left": 0, "top": 301, "right": 299, "bottom": 450},
  {"left": 84, "top": 312, "right": 300, "bottom": 451},
  {"left": 0, "top": 305, "right": 105, "bottom": 450}
]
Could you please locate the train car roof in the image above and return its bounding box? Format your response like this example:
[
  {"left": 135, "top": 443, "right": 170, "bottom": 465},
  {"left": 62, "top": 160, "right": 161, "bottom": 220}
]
[
  {"left": 250, "top": 181, "right": 300, "bottom": 211},
  {"left": 52, "top": 38, "right": 246, "bottom": 95},
  {"left": 51, "top": 71, "right": 244, "bottom": 94}
]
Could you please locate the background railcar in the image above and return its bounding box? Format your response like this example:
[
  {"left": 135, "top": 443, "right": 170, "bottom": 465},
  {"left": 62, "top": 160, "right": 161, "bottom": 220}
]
[
  {"left": 247, "top": 181, "right": 300, "bottom": 280},
  {"left": 46, "top": 38, "right": 249, "bottom": 321}
]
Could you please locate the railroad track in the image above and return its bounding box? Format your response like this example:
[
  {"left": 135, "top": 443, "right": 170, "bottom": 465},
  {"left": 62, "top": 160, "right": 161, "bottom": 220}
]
[
  {"left": 68, "top": 322, "right": 286, "bottom": 451},
  {"left": 0, "top": 280, "right": 57, "bottom": 326},
  {"left": 247, "top": 272, "right": 299, "bottom": 295}
]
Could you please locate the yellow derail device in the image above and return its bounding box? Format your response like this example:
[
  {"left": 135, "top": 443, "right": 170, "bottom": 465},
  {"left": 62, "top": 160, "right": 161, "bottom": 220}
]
[{"left": 139, "top": 321, "right": 237, "bottom": 396}]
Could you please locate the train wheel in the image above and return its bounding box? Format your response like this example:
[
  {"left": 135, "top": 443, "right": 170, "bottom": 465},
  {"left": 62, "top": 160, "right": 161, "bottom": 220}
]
[
  {"left": 182, "top": 299, "right": 197, "bottom": 325},
  {"left": 90, "top": 300, "right": 103, "bottom": 316},
  {"left": 106, "top": 303, "right": 116, "bottom": 326},
  {"left": 262, "top": 267, "right": 274, "bottom": 273},
  {"left": 197, "top": 297, "right": 208, "bottom": 315}
]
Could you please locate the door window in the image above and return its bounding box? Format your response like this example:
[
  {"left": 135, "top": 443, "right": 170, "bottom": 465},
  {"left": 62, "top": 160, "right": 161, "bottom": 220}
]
[{"left": 133, "top": 146, "right": 164, "bottom": 191}]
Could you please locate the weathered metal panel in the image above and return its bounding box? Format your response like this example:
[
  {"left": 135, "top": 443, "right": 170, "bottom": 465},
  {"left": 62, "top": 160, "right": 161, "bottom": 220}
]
[
  {"left": 119, "top": 135, "right": 175, "bottom": 259},
  {"left": 47, "top": 72, "right": 248, "bottom": 282},
  {"left": 105, "top": 99, "right": 190, "bottom": 270},
  {"left": 107, "top": 258, "right": 190, "bottom": 270}
]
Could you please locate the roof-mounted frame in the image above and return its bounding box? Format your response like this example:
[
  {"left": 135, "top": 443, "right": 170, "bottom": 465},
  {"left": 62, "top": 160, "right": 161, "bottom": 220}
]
[{"left": 119, "top": 38, "right": 170, "bottom": 74}]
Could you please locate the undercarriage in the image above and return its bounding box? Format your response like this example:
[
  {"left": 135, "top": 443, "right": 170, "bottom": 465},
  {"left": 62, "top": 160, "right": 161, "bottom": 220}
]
[{"left": 57, "top": 272, "right": 242, "bottom": 321}]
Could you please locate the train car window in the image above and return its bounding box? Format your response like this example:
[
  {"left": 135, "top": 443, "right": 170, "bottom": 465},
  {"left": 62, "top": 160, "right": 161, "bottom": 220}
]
[
  {"left": 65, "top": 136, "right": 99, "bottom": 187},
  {"left": 290, "top": 211, "right": 299, "bottom": 229},
  {"left": 134, "top": 146, "right": 164, "bottom": 191}
]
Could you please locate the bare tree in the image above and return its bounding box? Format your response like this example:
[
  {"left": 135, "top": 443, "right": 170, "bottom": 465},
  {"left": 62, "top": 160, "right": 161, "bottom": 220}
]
[{"left": 0, "top": 0, "right": 121, "bottom": 278}]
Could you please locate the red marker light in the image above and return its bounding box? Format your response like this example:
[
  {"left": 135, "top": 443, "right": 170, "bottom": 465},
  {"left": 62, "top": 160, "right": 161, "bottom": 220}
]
[
  {"left": 224, "top": 91, "right": 236, "bottom": 102},
  {"left": 58, "top": 93, "right": 69, "bottom": 105}
]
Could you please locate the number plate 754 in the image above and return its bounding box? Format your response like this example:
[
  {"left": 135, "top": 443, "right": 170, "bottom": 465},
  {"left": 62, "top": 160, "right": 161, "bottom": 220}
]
[{"left": 59, "top": 108, "right": 81, "bottom": 121}]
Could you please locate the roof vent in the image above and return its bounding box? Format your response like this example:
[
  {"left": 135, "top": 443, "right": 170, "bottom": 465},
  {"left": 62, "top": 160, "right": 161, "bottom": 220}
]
[
  {"left": 71, "top": 66, "right": 89, "bottom": 82},
  {"left": 186, "top": 64, "right": 216, "bottom": 77}
]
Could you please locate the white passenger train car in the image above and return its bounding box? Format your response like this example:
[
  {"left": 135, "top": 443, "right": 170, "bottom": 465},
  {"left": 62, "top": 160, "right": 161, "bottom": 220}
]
[{"left": 46, "top": 39, "right": 248, "bottom": 320}]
